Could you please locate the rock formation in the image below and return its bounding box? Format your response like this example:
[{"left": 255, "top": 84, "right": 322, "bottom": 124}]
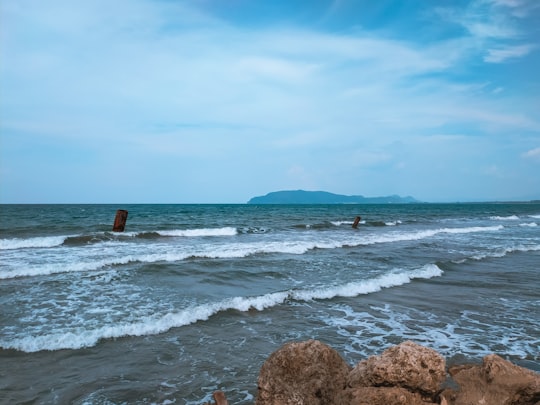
[
  {"left": 256, "top": 339, "right": 351, "bottom": 405},
  {"left": 441, "top": 354, "right": 540, "bottom": 405},
  {"left": 347, "top": 341, "right": 446, "bottom": 404},
  {"left": 253, "top": 340, "right": 540, "bottom": 405}
]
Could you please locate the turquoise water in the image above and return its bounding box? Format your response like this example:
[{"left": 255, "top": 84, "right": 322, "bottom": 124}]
[{"left": 1, "top": 203, "right": 539, "bottom": 404}]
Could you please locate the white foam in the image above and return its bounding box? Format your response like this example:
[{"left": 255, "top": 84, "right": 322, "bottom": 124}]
[
  {"left": 0, "top": 225, "right": 503, "bottom": 280},
  {"left": 0, "top": 235, "right": 69, "bottom": 250},
  {"left": 469, "top": 244, "right": 540, "bottom": 261},
  {"left": 331, "top": 221, "right": 351, "bottom": 226},
  {"left": 325, "top": 299, "right": 539, "bottom": 361},
  {"left": 0, "top": 255, "right": 139, "bottom": 279},
  {"left": 331, "top": 220, "right": 367, "bottom": 226},
  {"left": 119, "top": 231, "right": 140, "bottom": 237},
  {"left": 208, "top": 225, "right": 505, "bottom": 259},
  {"left": 186, "top": 240, "right": 341, "bottom": 259},
  {"left": 291, "top": 264, "right": 443, "bottom": 301},
  {"left": 437, "top": 225, "right": 504, "bottom": 234},
  {"left": 519, "top": 222, "right": 538, "bottom": 227},
  {"left": 157, "top": 227, "right": 237, "bottom": 237},
  {"left": 385, "top": 220, "right": 402, "bottom": 226},
  {"left": 0, "top": 265, "right": 443, "bottom": 352},
  {"left": 0, "top": 228, "right": 238, "bottom": 251},
  {"left": 0, "top": 248, "right": 198, "bottom": 279},
  {"left": 360, "top": 225, "right": 504, "bottom": 246},
  {"left": 0, "top": 291, "right": 291, "bottom": 352},
  {"left": 490, "top": 215, "right": 519, "bottom": 220}
]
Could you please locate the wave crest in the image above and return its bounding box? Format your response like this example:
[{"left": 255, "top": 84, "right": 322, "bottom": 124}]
[
  {"left": 0, "top": 264, "right": 443, "bottom": 352},
  {"left": 157, "top": 227, "right": 237, "bottom": 237},
  {"left": 0, "top": 236, "right": 68, "bottom": 250}
]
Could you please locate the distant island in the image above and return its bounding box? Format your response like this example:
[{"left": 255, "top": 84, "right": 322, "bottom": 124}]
[{"left": 247, "top": 190, "right": 419, "bottom": 204}]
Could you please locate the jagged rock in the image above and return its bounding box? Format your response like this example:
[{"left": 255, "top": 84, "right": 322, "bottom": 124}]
[
  {"left": 441, "top": 354, "right": 540, "bottom": 405},
  {"left": 253, "top": 340, "right": 539, "bottom": 405},
  {"left": 347, "top": 386, "right": 438, "bottom": 405},
  {"left": 347, "top": 341, "right": 446, "bottom": 397},
  {"left": 256, "top": 339, "right": 351, "bottom": 405}
]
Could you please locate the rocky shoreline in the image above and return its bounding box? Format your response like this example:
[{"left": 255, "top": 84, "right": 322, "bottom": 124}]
[{"left": 206, "top": 340, "right": 539, "bottom": 405}]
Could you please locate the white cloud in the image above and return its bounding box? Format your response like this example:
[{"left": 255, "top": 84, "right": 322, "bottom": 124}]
[
  {"left": 435, "top": 2, "right": 518, "bottom": 40},
  {"left": 490, "top": 0, "right": 540, "bottom": 18},
  {"left": 465, "top": 21, "right": 517, "bottom": 39},
  {"left": 1, "top": 0, "right": 539, "bottom": 202},
  {"left": 236, "top": 57, "right": 319, "bottom": 83},
  {"left": 484, "top": 43, "right": 536, "bottom": 62},
  {"left": 435, "top": 0, "right": 538, "bottom": 64},
  {"left": 522, "top": 147, "right": 540, "bottom": 160}
]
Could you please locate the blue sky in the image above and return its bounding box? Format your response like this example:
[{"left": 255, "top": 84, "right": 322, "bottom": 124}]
[{"left": 1, "top": 0, "right": 539, "bottom": 203}]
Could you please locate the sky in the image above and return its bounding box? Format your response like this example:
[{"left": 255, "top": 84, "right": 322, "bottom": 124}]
[{"left": 1, "top": 0, "right": 539, "bottom": 203}]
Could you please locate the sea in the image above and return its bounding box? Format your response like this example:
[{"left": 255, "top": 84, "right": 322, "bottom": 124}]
[{"left": 1, "top": 203, "right": 539, "bottom": 404}]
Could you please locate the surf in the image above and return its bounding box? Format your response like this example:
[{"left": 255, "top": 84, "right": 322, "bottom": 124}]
[{"left": 0, "top": 264, "right": 443, "bottom": 352}]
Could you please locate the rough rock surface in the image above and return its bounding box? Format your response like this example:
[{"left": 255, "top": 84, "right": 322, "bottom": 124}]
[
  {"left": 347, "top": 340, "right": 446, "bottom": 396},
  {"left": 256, "top": 339, "right": 351, "bottom": 405},
  {"left": 252, "top": 339, "right": 540, "bottom": 405},
  {"left": 442, "top": 354, "right": 540, "bottom": 405},
  {"left": 347, "top": 386, "right": 437, "bottom": 405}
]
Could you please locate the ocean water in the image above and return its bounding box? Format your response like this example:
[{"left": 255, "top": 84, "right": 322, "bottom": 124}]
[{"left": 0, "top": 203, "right": 539, "bottom": 404}]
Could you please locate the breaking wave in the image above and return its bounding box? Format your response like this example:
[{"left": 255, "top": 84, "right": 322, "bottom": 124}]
[
  {"left": 490, "top": 215, "right": 520, "bottom": 221},
  {"left": 0, "top": 235, "right": 70, "bottom": 250},
  {"left": 0, "top": 225, "right": 504, "bottom": 280},
  {"left": 0, "top": 264, "right": 442, "bottom": 352},
  {"left": 0, "top": 227, "right": 238, "bottom": 250}
]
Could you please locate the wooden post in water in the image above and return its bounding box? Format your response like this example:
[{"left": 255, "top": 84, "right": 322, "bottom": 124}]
[
  {"left": 112, "top": 209, "right": 128, "bottom": 232},
  {"left": 352, "top": 216, "right": 361, "bottom": 228}
]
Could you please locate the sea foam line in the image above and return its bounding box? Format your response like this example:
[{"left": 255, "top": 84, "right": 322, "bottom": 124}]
[
  {"left": 290, "top": 263, "right": 442, "bottom": 301},
  {"left": 359, "top": 225, "right": 504, "bottom": 246},
  {"left": 156, "top": 227, "right": 237, "bottom": 237},
  {"left": 469, "top": 244, "right": 540, "bottom": 261},
  {"left": 0, "top": 235, "right": 70, "bottom": 250},
  {"left": 0, "top": 264, "right": 443, "bottom": 352},
  {"left": 0, "top": 252, "right": 191, "bottom": 280},
  {"left": 0, "top": 227, "right": 238, "bottom": 251},
  {"left": 490, "top": 215, "right": 520, "bottom": 221},
  {"left": 0, "top": 223, "right": 501, "bottom": 254},
  {"left": 0, "top": 225, "right": 503, "bottom": 280}
]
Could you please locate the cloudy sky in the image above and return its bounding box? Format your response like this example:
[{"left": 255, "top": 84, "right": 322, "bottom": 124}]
[{"left": 1, "top": 0, "right": 539, "bottom": 203}]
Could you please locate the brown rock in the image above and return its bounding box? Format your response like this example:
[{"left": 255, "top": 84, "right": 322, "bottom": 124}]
[
  {"left": 203, "top": 390, "right": 228, "bottom": 405},
  {"left": 442, "top": 354, "right": 540, "bottom": 405},
  {"left": 213, "top": 390, "right": 228, "bottom": 405},
  {"left": 348, "top": 386, "right": 438, "bottom": 405},
  {"left": 347, "top": 341, "right": 446, "bottom": 396},
  {"left": 256, "top": 339, "right": 351, "bottom": 405}
]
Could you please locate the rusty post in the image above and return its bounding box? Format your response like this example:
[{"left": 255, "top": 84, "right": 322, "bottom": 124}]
[
  {"left": 112, "top": 209, "right": 128, "bottom": 232},
  {"left": 352, "top": 216, "right": 361, "bottom": 228}
]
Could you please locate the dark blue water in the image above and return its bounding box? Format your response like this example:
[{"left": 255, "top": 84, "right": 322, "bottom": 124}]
[{"left": 1, "top": 203, "right": 539, "bottom": 404}]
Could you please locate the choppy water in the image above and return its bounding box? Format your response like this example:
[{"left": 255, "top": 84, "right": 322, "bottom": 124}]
[{"left": 1, "top": 203, "right": 539, "bottom": 404}]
